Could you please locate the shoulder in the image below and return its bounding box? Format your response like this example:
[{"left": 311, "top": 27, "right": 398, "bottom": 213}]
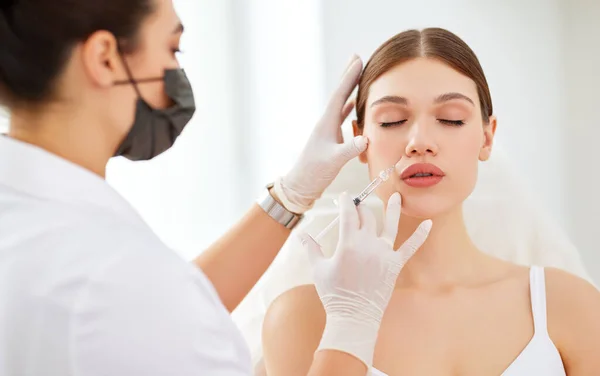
[
  {"left": 545, "top": 267, "right": 600, "bottom": 370},
  {"left": 545, "top": 266, "right": 600, "bottom": 318},
  {"left": 262, "top": 284, "right": 325, "bottom": 375}
]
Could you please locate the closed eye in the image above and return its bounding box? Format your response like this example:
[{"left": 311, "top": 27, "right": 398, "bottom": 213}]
[
  {"left": 438, "top": 119, "right": 465, "bottom": 126},
  {"left": 380, "top": 120, "right": 407, "bottom": 128}
]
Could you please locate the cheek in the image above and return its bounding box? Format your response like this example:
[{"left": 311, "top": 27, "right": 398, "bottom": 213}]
[
  {"left": 127, "top": 48, "right": 172, "bottom": 109},
  {"left": 363, "top": 127, "right": 405, "bottom": 199},
  {"left": 442, "top": 127, "right": 482, "bottom": 201},
  {"left": 139, "top": 81, "right": 170, "bottom": 109},
  {"left": 365, "top": 129, "right": 404, "bottom": 173}
]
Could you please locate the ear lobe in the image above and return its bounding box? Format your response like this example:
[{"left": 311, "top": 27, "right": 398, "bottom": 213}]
[
  {"left": 479, "top": 116, "right": 497, "bottom": 161},
  {"left": 352, "top": 120, "right": 368, "bottom": 164}
]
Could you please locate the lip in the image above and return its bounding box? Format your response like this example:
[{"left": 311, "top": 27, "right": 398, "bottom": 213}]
[{"left": 400, "top": 163, "right": 445, "bottom": 188}]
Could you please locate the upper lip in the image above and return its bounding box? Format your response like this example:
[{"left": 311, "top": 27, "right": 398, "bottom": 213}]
[{"left": 400, "top": 163, "right": 445, "bottom": 179}]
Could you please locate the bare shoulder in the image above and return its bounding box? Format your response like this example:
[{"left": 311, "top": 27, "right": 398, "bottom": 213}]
[
  {"left": 262, "top": 284, "right": 326, "bottom": 376},
  {"left": 545, "top": 267, "right": 600, "bottom": 372},
  {"left": 545, "top": 266, "right": 600, "bottom": 318}
]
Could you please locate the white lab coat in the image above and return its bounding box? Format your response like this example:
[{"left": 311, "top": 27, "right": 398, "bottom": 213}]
[{"left": 0, "top": 136, "right": 251, "bottom": 375}]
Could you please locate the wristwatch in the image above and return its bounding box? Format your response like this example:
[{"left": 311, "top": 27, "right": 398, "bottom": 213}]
[{"left": 256, "top": 183, "right": 303, "bottom": 229}]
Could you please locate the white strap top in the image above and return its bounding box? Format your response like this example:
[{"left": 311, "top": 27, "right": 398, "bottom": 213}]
[{"left": 371, "top": 266, "right": 565, "bottom": 376}]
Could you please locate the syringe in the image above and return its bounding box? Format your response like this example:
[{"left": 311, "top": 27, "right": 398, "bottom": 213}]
[{"left": 314, "top": 165, "right": 396, "bottom": 242}]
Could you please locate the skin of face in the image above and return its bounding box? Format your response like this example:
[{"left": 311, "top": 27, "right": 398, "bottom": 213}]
[{"left": 354, "top": 57, "right": 496, "bottom": 219}]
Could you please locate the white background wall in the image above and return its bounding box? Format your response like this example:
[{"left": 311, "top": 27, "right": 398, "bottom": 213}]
[
  {"left": 562, "top": 0, "right": 600, "bottom": 280},
  {"left": 0, "top": 1, "right": 598, "bottom": 280}
]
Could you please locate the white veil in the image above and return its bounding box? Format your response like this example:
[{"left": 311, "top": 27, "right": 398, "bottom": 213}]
[{"left": 232, "top": 141, "right": 593, "bottom": 369}]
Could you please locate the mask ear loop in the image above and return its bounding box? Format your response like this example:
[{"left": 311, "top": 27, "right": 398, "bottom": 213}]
[
  {"left": 114, "top": 45, "right": 144, "bottom": 99},
  {"left": 113, "top": 44, "right": 163, "bottom": 92}
]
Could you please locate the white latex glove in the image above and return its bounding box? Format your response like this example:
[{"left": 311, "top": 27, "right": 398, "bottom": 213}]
[
  {"left": 297, "top": 192, "right": 432, "bottom": 368},
  {"left": 272, "top": 56, "right": 368, "bottom": 214}
]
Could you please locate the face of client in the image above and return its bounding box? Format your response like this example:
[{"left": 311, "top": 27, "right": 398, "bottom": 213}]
[{"left": 354, "top": 57, "right": 497, "bottom": 220}]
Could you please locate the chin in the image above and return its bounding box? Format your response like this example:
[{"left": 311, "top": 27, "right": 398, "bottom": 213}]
[{"left": 399, "top": 194, "right": 459, "bottom": 219}]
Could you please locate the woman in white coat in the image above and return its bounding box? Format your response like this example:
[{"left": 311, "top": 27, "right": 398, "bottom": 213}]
[{"left": 0, "top": 0, "right": 430, "bottom": 375}]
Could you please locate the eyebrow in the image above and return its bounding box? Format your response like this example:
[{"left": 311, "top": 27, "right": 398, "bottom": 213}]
[
  {"left": 173, "top": 22, "right": 184, "bottom": 34},
  {"left": 370, "top": 95, "right": 409, "bottom": 108},
  {"left": 434, "top": 92, "right": 474, "bottom": 106},
  {"left": 370, "top": 92, "right": 476, "bottom": 108}
]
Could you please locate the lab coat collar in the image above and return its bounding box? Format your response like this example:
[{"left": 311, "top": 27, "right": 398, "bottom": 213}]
[{"left": 0, "top": 135, "right": 141, "bottom": 223}]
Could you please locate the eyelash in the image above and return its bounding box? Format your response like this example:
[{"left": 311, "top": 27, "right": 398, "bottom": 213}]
[
  {"left": 380, "top": 120, "right": 407, "bottom": 127},
  {"left": 439, "top": 119, "right": 465, "bottom": 126},
  {"left": 172, "top": 48, "right": 183, "bottom": 55},
  {"left": 379, "top": 119, "right": 465, "bottom": 127}
]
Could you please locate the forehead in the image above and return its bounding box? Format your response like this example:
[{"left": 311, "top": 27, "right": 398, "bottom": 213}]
[{"left": 367, "top": 58, "right": 479, "bottom": 106}]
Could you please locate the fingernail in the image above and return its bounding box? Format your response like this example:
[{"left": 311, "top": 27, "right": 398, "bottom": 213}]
[{"left": 421, "top": 219, "right": 433, "bottom": 231}]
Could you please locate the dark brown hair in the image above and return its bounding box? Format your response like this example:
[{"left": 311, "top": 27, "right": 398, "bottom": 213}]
[
  {"left": 0, "top": 0, "right": 155, "bottom": 106},
  {"left": 356, "top": 28, "right": 493, "bottom": 127}
]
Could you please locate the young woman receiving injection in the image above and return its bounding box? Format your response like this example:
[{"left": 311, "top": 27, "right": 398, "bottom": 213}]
[{"left": 262, "top": 28, "right": 600, "bottom": 376}]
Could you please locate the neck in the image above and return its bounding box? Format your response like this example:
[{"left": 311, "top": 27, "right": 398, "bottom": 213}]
[
  {"left": 8, "top": 104, "right": 113, "bottom": 177},
  {"left": 394, "top": 205, "right": 490, "bottom": 290}
]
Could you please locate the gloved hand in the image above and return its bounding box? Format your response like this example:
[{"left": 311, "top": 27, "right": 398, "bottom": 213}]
[
  {"left": 297, "top": 192, "right": 432, "bottom": 368},
  {"left": 271, "top": 55, "right": 368, "bottom": 214}
]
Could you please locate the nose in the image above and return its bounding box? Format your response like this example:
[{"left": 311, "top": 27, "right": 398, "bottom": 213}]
[{"left": 404, "top": 122, "right": 438, "bottom": 157}]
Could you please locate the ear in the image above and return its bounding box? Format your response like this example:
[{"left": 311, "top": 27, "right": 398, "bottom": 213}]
[
  {"left": 479, "top": 115, "right": 497, "bottom": 161},
  {"left": 80, "top": 30, "right": 122, "bottom": 89},
  {"left": 352, "top": 120, "right": 368, "bottom": 164}
]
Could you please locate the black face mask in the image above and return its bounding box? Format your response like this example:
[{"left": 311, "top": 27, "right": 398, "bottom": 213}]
[{"left": 113, "top": 63, "right": 196, "bottom": 161}]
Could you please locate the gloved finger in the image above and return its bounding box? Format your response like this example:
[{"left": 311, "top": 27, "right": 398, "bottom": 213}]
[
  {"left": 336, "top": 100, "right": 356, "bottom": 144},
  {"left": 297, "top": 232, "right": 324, "bottom": 266},
  {"left": 394, "top": 219, "right": 432, "bottom": 265},
  {"left": 334, "top": 135, "right": 368, "bottom": 165},
  {"left": 324, "top": 57, "right": 363, "bottom": 124},
  {"left": 380, "top": 192, "right": 402, "bottom": 245},
  {"left": 338, "top": 192, "right": 360, "bottom": 239},
  {"left": 341, "top": 99, "right": 356, "bottom": 121},
  {"left": 357, "top": 204, "right": 377, "bottom": 234}
]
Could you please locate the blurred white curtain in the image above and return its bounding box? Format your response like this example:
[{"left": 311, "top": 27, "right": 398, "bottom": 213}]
[{"left": 107, "top": 0, "right": 326, "bottom": 260}]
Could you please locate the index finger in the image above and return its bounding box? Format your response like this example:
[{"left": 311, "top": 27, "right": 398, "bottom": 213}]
[
  {"left": 338, "top": 192, "right": 360, "bottom": 240},
  {"left": 380, "top": 192, "right": 402, "bottom": 245},
  {"left": 325, "top": 57, "right": 363, "bottom": 120}
]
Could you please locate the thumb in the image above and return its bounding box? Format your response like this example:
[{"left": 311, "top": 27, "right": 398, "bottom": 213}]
[
  {"left": 394, "top": 219, "right": 432, "bottom": 266},
  {"left": 297, "top": 232, "right": 325, "bottom": 266},
  {"left": 335, "top": 135, "right": 368, "bottom": 164}
]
